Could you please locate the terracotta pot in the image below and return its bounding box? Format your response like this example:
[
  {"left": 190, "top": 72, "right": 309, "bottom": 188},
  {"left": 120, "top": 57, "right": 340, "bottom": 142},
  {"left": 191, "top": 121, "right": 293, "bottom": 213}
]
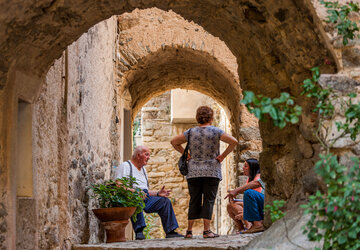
[{"left": 93, "top": 207, "right": 136, "bottom": 243}]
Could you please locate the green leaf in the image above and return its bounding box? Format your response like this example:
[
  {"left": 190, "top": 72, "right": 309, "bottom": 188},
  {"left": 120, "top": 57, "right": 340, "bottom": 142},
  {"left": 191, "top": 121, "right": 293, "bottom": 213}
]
[
  {"left": 290, "top": 116, "right": 299, "bottom": 124},
  {"left": 253, "top": 108, "right": 262, "bottom": 120},
  {"left": 348, "top": 230, "right": 357, "bottom": 239},
  {"left": 348, "top": 92, "right": 357, "bottom": 98},
  {"left": 262, "top": 104, "right": 273, "bottom": 113},
  {"left": 279, "top": 92, "right": 290, "bottom": 102},
  {"left": 338, "top": 234, "right": 347, "bottom": 244},
  {"left": 261, "top": 97, "right": 271, "bottom": 106},
  {"left": 286, "top": 98, "right": 294, "bottom": 106},
  {"left": 269, "top": 106, "right": 278, "bottom": 120},
  {"left": 279, "top": 120, "right": 286, "bottom": 129}
]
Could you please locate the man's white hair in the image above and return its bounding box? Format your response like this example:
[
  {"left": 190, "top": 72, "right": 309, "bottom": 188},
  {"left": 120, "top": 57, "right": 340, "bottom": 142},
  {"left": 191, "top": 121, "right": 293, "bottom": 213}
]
[{"left": 132, "top": 145, "right": 148, "bottom": 158}]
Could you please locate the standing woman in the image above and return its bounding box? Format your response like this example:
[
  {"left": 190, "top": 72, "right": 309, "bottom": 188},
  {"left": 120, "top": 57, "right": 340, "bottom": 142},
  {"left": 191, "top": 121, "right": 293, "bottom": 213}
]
[{"left": 171, "top": 106, "right": 238, "bottom": 238}]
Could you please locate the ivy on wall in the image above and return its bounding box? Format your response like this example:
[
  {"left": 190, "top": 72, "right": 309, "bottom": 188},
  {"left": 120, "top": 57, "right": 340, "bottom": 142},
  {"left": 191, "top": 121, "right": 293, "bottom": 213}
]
[
  {"left": 242, "top": 66, "right": 360, "bottom": 248},
  {"left": 320, "top": 0, "right": 360, "bottom": 45}
]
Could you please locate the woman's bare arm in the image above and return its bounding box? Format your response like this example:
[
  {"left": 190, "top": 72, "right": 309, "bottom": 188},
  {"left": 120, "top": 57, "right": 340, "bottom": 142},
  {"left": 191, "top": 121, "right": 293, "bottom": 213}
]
[
  {"left": 170, "top": 134, "right": 187, "bottom": 154},
  {"left": 216, "top": 133, "right": 238, "bottom": 163},
  {"left": 225, "top": 178, "right": 262, "bottom": 199}
]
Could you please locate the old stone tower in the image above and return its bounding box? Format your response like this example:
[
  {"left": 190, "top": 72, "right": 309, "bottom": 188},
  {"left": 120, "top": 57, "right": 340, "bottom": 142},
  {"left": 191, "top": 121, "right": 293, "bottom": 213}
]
[{"left": 0, "top": 1, "right": 359, "bottom": 249}]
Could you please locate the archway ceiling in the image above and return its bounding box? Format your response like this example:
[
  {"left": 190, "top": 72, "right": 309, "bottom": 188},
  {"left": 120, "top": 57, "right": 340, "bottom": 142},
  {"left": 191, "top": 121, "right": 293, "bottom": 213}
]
[
  {"left": 122, "top": 47, "right": 240, "bottom": 133},
  {"left": 0, "top": 0, "right": 336, "bottom": 93}
]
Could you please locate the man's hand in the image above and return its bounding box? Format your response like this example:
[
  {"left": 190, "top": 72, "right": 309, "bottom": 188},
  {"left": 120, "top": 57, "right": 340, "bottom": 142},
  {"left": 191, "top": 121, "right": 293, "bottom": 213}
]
[
  {"left": 224, "top": 189, "right": 238, "bottom": 200},
  {"left": 158, "top": 185, "right": 171, "bottom": 197}
]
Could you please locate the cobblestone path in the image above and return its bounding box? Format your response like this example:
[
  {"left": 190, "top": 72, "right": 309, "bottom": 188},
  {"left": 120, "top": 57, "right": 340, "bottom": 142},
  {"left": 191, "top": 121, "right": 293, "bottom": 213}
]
[{"left": 73, "top": 233, "right": 261, "bottom": 249}]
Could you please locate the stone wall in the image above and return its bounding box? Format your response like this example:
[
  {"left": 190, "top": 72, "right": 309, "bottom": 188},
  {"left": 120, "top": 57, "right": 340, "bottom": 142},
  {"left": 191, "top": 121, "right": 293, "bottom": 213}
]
[
  {"left": 0, "top": 87, "right": 7, "bottom": 247},
  {"left": 30, "top": 16, "right": 118, "bottom": 249},
  {"left": 300, "top": 1, "right": 360, "bottom": 190},
  {"left": 311, "top": 0, "right": 360, "bottom": 79},
  {"left": 312, "top": 0, "right": 360, "bottom": 158}
]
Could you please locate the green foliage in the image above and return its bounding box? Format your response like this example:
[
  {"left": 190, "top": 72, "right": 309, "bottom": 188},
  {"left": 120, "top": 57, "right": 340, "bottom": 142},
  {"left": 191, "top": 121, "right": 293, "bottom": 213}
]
[
  {"left": 241, "top": 64, "right": 360, "bottom": 248},
  {"left": 301, "top": 67, "right": 335, "bottom": 118},
  {"left": 90, "top": 177, "right": 145, "bottom": 221},
  {"left": 265, "top": 200, "right": 286, "bottom": 223},
  {"left": 143, "top": 213, "right": 156, "bottom": 239},
  {"left": 321, "top": 0, "right": 360, "bottom": 45},
  {"left": 302, "top": 67, "right": 360, "bottom": 145},
  {"left": 301, "top": 155, "right": 360, "bottom": 250},
  {"left": 335, "top": 93, "right": 360, "bottom": 141},
  {"left": 241, "top": 91, "right": 302, "bottom": 129},
  {"left": 300, "top": 68, "right": 360, "bottom": 249}
]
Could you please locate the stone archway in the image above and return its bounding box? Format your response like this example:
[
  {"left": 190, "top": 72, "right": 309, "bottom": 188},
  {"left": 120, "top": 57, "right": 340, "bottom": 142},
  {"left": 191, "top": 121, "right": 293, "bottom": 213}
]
[
  {"left": 112, "top": 9, "right": 261, "bottom": 235},
  {"left": 114, "top": 8, "right": 241, "bottom": 130},
  {"left": 0, "top": 0, "right": 336, "bottom": 86},
  {"left": 0, "top": 1, "right": 340, "bottom": 249},
  {"left": 123, "top": 47, "right": 241, "bottom": 131}
]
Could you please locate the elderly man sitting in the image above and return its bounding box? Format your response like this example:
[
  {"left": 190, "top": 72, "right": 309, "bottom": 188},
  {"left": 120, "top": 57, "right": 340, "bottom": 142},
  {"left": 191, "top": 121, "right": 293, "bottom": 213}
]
[{"left": 113, "top": 145, "right": 183, "bottom": 240}]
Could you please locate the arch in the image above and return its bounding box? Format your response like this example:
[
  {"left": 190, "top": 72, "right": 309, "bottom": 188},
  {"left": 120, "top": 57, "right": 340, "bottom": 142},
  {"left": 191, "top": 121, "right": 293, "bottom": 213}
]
[
  {"left": 0, "top": 2, "right": 340, "bottom": 247},
  {"left": 123, "top": 47, "right": 241, "bottom": 133},
  {"left": 0, "top": 0, "right": 336, "bottom": 91},
  {"left": 114, "top": 8, "right": 242, "bottom": 136}
]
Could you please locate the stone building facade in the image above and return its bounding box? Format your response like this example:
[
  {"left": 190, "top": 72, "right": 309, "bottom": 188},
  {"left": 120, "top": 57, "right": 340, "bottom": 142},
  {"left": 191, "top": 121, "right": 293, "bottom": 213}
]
[
  {"left": 17, "top": 17, "right": 120, "bottom": 249},
  {"left": 0, "top": 1, "right": 359, "bottom": 249}
]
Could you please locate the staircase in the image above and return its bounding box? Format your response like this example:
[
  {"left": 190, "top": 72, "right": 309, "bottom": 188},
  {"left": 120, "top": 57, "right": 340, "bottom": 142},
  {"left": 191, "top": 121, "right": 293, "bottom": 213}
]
[{"left": 73, "top": 233, "right": 260, "bottom": 250}]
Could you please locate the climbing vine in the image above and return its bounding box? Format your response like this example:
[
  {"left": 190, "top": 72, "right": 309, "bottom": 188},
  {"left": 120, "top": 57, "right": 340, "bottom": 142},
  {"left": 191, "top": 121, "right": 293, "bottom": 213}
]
[
  {"left": 143, "top": 213, "right": 157, "bottom": 239},
  {"left": 265, "top": 200, "right": 286, "bottom": 223},
  {"left": 242, "top": 67, "right": 360, "bottom": 249},
  {"left": 320, "top": 0, "right": 360, "bottom": 45},
  {"left": 240, "top": 2, "right": 360, "bottom": 248},
  {"left": 299, "top": 68, "right": 360, "bottom": 249},
  {"left": 301, "top": 154, "right": 360, "bottom": 250},
  {"left": 241, "top": 91, "right": 302, "bottom": 129}
]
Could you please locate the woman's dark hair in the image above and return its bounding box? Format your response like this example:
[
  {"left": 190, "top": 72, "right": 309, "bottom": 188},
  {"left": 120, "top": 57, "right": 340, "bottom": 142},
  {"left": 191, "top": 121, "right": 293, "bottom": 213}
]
[
  {"left": 246, "top": 158, "right": 260, "bottom": 182},
  {"left": 196, "top": 106, "right": 214, "bottom": 124}
]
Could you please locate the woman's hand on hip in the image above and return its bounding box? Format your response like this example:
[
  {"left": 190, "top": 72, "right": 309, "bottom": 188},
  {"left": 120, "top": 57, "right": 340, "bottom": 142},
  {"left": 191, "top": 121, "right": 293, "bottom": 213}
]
[{"left": 216, "top": 154, "right": 225, "bottom": 163}]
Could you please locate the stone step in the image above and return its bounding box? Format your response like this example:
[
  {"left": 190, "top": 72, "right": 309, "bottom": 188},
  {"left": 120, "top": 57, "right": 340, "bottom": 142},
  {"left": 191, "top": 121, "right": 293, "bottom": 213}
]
[{"left": 73, "top": 234, "right": 261, "bottom": 250}]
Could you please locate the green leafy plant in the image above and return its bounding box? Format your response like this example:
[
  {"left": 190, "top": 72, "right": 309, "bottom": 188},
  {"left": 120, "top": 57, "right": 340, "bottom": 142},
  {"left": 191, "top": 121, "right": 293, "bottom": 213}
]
[
  {"left": 241, "top": 91, "right": 302, "bottom": 129},
  {"left": 301, "top": 67, "right": 359, "bottom": 151},
  {"left": 335, "top": 93, "right": 360, "bottom": 141},
  {"left": 301, "top": 155, "right": 360, "bottom": 249},
  {"left": 301, "top": 67, "right": 335, "bottom": 118},
  {"left": 242, "top": 65, "right": 360, "bottom": 249},
  {"left": 143, "top": 213, "right": 157, "bottom": 239},
  {"left": 90, "top": 177, "right": 145, "bottom": 221},
  {"left": 300, "top": 68, "right": 360, "bottom": 249},
  {"left": 320, "top": 0, "right": 360, "bottom": 45},
  {"left": 265, "top": 200, "right": 286, "bottom": 223}
]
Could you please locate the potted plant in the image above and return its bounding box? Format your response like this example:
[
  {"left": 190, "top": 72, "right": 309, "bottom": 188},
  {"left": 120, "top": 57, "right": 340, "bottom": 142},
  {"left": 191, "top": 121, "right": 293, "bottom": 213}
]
[{"left": 90, "top": 177, "right": 145, "bottom": 243}]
